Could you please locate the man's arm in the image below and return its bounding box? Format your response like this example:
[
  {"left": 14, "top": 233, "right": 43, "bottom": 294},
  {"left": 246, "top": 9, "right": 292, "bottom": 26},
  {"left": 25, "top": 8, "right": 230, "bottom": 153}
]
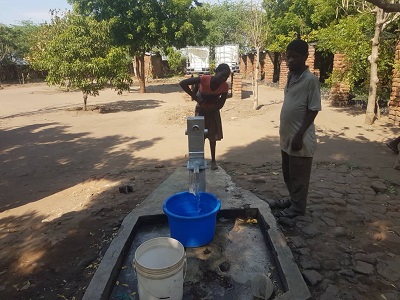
[{"left": 291, "top": 110, "right": 319, "bottom": 151}]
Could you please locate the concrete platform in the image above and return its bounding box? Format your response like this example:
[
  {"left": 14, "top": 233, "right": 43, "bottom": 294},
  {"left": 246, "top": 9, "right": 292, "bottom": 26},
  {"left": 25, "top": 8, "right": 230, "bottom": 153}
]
[{"left": 82, "top": 166, "right": 310, "bottom": 300}]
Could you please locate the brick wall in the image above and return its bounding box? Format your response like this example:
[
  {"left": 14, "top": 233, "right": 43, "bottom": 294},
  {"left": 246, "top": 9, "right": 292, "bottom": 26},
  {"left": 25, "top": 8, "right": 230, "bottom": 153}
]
[
  {"left": 279, "top": 53, "right": 288, "bottom": 89},
  {"left": 263, "top": 53, "right": 275, "bottom": 83},
  {"left": 389, "top": 41, "right": 400, "bottom": 126},
  {"left": 232, "top": 73, "right": 243, "bottom": 99},
  {"left": 328, "top": 53, "right": 350, "bottom": 106},
  {"left": 143, "top": 54, "right": 166, "bottom": 79},
  {"left": 278, "top": 44, "right": 319, "bottom": 89},
  {"left": 246, "top": 55, "right": 255, "bottom": 80}
]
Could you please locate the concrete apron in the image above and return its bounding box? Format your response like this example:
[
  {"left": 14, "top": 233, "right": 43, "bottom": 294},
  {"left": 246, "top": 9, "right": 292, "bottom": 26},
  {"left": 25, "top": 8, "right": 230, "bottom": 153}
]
[{"left": 82, "top": 166, "right": 310, "bottom": 300}]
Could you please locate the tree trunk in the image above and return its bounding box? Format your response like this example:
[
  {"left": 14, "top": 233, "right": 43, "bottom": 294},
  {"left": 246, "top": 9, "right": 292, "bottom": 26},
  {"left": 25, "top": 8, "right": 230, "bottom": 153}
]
[
  {"left": 253, "top": 47, "right": 260, "bottom": 110},
  {"left": 365, "top": 8, "right": 385, "bottom": 125},
  {"left": 83, "top": 92, "right": 88, "bottom": 111},
  {"left": 135, "top": 52, "right": 146, "bottom": 93},
  {"left": 132, "top": 58, "right": 137, "bottom": 77}
]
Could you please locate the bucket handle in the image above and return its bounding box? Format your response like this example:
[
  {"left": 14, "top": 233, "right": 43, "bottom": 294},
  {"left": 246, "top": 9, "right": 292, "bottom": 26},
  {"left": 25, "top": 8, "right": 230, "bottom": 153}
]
[
  {"left": 183, "top": 254, "right": 187, "bottom": 280},
  {"left": 132, "top": 254, "right": 187, "bottom": 300}
]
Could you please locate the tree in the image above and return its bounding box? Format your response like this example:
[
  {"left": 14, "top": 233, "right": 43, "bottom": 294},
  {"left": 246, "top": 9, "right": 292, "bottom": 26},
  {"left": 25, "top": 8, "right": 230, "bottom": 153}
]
[
  {"left": 365, "top": 7, "right": 399, "bottom": 124},
  {"left": 70, "top": 0, "right": 208, "bottom": 93},
  {"left": 28, "top": 13, "right": 132, "bottom": 110},
  {"left": 9, "top": 21, "right": 41, "bottom": 83},
  {"left": 246, "top": 1, "right": 267, "bottom": 110},
  {"left": 203, "top": 1, "right": 249, "bottom": 48},
  {"left": 316, "top": 12, "right": 375, "bottom": 92},
  {"left": 364, "top": 0, "right": 400, "bottom": 12},
  {"left": 0, "top": 24, "right": 16, "bottom": 87},
  {"left": 312, "top": 1, "right": 399, "bottom": 125}
]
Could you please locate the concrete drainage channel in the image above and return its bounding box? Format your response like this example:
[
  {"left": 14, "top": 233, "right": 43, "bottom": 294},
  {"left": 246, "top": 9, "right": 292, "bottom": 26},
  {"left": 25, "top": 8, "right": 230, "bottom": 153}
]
[{"left": 82, "top": 167, "right": 310, "bottom": 300}]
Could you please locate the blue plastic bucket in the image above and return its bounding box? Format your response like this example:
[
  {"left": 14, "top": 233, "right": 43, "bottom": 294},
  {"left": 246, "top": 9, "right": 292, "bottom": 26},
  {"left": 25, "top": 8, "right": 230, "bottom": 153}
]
[{"left": 163, "top": 191, "right": 221, "bottom": 247}]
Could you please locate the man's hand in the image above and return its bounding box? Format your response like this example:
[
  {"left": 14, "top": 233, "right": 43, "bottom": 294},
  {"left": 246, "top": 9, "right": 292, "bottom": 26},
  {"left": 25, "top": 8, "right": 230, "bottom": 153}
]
[{"left": 291, "top": 132, "right": 303, "bottom": 151}]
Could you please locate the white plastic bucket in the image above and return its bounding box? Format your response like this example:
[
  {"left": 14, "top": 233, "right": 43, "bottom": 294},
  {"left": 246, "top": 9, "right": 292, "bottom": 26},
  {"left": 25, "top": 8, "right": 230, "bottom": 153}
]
[{"left": 133, "top": 237, "right": 186, "bottom": 300}]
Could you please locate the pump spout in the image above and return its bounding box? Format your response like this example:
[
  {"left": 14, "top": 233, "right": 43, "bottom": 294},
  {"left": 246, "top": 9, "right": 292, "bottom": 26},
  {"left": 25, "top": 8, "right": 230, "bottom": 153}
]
[
  {"left": 186, "top": 116, "right": 207, "bottom": 192},
  {"left": 193, "top": 161, "right": 200, "bottom": 174}
]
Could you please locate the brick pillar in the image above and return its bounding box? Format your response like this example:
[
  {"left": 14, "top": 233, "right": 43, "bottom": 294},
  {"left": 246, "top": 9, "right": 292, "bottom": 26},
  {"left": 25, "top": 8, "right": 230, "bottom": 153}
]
[
  {"left": 307, "top": 44, "right": 320, "bottom": 80},
  {"left": 232, "top": 73, "right": 243, "bottom": 99},
  {"left": 279, "top": 53, "right": 288, "bottom": 89},
  {"left": 240, "top": 55, "right": 247, "bottom": 79},
  {"left": 264, "top": 52, "right": 274, "bottom": 84},
  {"left": 246, "top": 55, "right": 254, "bottom": 80},
  {"left": 389, "top": 41, "right": 400, "bottom": 126},
  {"left": 306, "top": 44, "right": 315, "bottom": 73},
  {"left": 328, "top": 53, "right": 350, "bottom": 106}
]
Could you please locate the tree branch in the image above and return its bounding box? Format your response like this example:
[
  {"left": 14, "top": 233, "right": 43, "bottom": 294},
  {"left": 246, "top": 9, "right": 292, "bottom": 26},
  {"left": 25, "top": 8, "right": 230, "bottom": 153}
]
[{"left": 364, "top": 0, "right": 400, "bottom": 12}]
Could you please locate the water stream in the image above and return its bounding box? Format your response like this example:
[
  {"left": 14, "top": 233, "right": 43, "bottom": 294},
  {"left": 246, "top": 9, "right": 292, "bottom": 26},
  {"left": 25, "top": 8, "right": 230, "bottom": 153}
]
[{"left": 188, "top": 171, "right": 201, "bottom": 214}]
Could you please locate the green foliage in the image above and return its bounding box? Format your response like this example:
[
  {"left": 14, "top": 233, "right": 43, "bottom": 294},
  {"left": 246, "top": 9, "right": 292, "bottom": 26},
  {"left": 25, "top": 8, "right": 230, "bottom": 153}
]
[
  {"left": 165, "top": 47, "right": 184, "bottom": 74},
  {"left": 70, "top": 0, "right": 208, "bottom": 54},
  {"left": 315, "top": 11, "right": 399, "bottom": 102},
  {"left": 0, "top": 24, "right": 16, "bottom": 64},
  {"left": 28, "top": 13, "right": 131, "bottom": 98},
  {"left": 0, "top": 21, "right": 40, "bottom": 65},
  {"left": 202, "top": 1, "right": 248, "bottom": 48},
  {"left": 11, "top": 22, "right": 41, "bottom": 62},
  {"left": 316, "top": 12, "right": 374, "bottom": 92},
  {"left": 263, "top": 0, "right": 322, "bottom": 50}
]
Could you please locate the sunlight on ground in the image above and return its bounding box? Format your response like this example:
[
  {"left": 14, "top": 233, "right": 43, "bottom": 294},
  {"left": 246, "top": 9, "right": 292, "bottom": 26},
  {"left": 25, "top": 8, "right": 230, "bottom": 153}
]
[
  {"left": 2, "top": 178, "right": 122, "bottom": 222},
  {"left": 15, "top": 249, "right": 46, "bottom": 274}
]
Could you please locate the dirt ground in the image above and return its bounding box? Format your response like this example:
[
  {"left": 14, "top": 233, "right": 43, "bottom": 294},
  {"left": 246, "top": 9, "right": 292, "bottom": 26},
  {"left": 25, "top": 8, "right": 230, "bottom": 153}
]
[{"left": 0, "top": 79, "right": 399, "bottom": 300}]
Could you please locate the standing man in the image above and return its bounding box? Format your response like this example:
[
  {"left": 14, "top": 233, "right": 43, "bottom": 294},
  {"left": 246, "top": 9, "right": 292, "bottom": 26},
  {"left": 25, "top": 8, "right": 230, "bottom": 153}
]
[{"left": 273, "top": 39, "right": 321, "bottom": 218}]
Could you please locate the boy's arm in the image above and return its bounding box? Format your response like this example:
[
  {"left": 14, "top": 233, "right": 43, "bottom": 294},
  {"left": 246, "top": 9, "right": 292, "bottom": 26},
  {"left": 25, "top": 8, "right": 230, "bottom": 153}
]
[
  {"left": 200, "top": 92, "right": 228, "bottom": 112},
  {"left": 179, "top": 77, "right": 201, "bottom": 101}
]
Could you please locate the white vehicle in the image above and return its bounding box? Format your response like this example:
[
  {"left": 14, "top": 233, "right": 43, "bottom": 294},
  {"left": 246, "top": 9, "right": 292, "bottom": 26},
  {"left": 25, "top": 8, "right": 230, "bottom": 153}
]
[
  {"left": 185, "top": 46, "right": 210, "bottom": 74},
  {"left": 215, "top": 44, "right": 240, "bottom": 73}
]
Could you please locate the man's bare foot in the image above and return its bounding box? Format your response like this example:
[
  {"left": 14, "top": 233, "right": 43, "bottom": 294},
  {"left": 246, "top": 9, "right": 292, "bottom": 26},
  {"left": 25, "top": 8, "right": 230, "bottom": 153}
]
[{"left": 211, "top": 161, "right": 218, "bottom": 170}]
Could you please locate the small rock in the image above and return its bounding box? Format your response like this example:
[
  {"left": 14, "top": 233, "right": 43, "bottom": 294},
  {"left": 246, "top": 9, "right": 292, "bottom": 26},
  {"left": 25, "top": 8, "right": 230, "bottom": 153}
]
[
  {"left": 346, "top": 199, "right": 361, "bottom": 206},
  {"left": 119, "top": 185, "right": 133, "bottom": 193},
  {"left": 332, "top": 226, "right": 347, "bottom": 237},
  {"left": 248, "top": 176, "right": 266, "bottom": 183},
  {"left": 371, "top": 181, "right": 387, "bottom": 193},
  {"left": 320, "top": 216, "right": 336, "bottom": 227},
  {"left": 375, "top": 193, "right": 390, "bottom": 202},
  {"left": 203, "top": 248, "right": 211, "bottom": 255},
  {"left": 219, "top": 261, "right": 230, "bottom": 272},
  {"left": 377, "top": 261, "right": 400, "bottom": 281},
  {"left": 278, "top": 217, "right": 295, "bottom": 227},
  {"left": 381, "top": 291, "right": 400, "bottom": 300},
  {"left": 155, "top": 163, "right": 165, "bottom": 168},
  {"left": 289, "top": 236, "right": 307, "bottom": 248},
  {"left": 320, "top": 292, "right": 337, "bottom": 300},
  {"left": 345, "top": 277, "right": 358, "bottom": 284},
  {"left": 353, "top": 260, "right": 374, "bottom": 275},
  {"left": 302, "top": 269, "right": 323, "bottom": 286},
  {"left": 338, "top": 269, "right": 356, "bottom": 277},
  {"left": 329, "top": 191, "right": 343, "bottom": 198},
  {"left": 325, "top": 284, "right": 339, "bottom": 295},
  {"left": 323, "top": 260, "right": 341, "bottom": 270},
  {"left": 301, "top": 224, "right": 320, "bottom": 237},
  {"left": 354, "top": 253, "right": 377, "bottom": 265},
  {"left": 300, "top": 257, "right": 321, "bottom": 270}
]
